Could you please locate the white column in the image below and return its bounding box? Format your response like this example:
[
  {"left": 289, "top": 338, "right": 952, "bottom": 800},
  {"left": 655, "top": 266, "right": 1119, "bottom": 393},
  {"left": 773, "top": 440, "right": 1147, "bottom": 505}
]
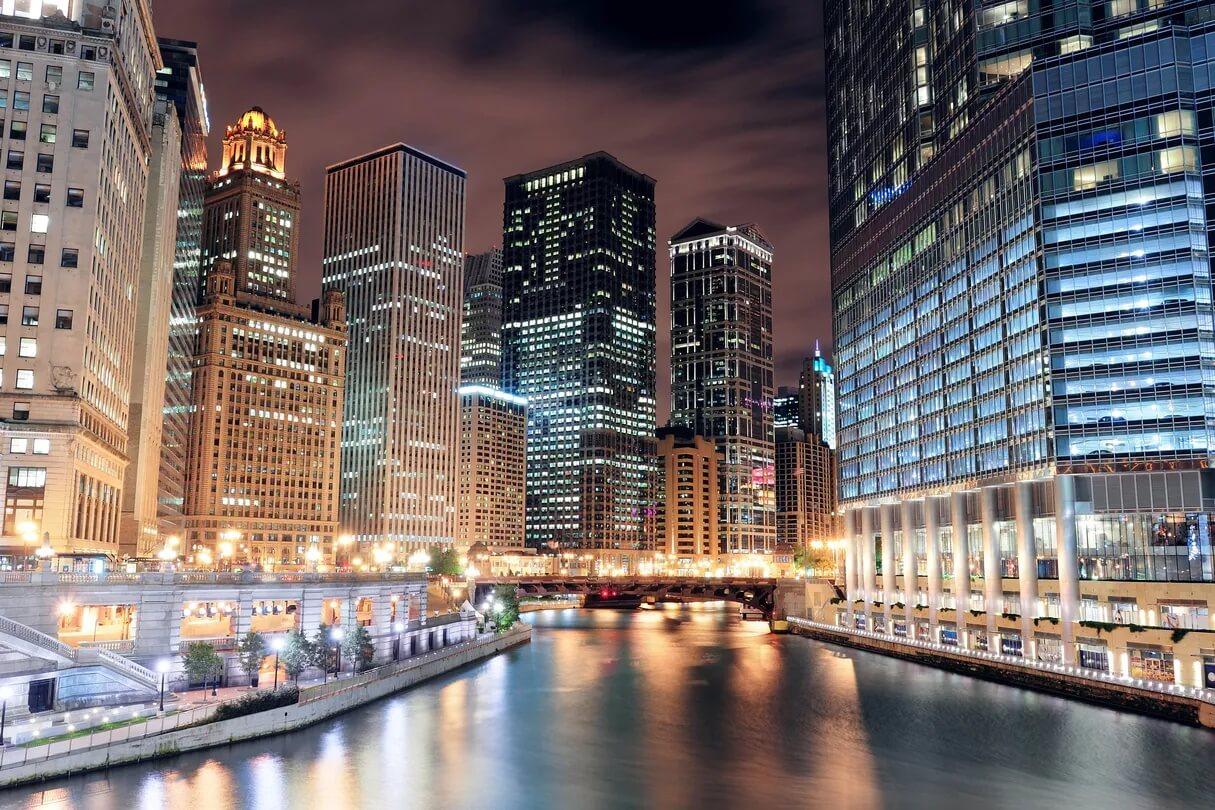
[
  {"left": 951, "top": 492, "right": 969, "bottom": 609},
  {"left": 981, "top": 486, "right": 1001, "bottom": 641},
  {"left": 880, "top": 503, "right": 896, "bottom": 613},
  {"left": 860, "top": 507, "right": 876, "bottom": 606},
  {"left": 1055, "top": 474, "right": 1081, "bottom": 665},
  {"left": 900, "top": 500, "right": 916, "bottom": 629},
  {"left": 844, "top": 510, "right": 858, "bottom": 602},
  {"left": 925, "top": 498, "right": 941, "bottom": 629},
  {"left": 1014, "top": 481, "right": 1039, "bottom": 645}
]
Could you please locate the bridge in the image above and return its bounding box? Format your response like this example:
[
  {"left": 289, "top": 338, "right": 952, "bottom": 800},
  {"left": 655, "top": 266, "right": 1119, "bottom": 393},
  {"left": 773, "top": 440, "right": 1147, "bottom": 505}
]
[{"left": 472, "top": 577, "right": 785, "bottom": 620}]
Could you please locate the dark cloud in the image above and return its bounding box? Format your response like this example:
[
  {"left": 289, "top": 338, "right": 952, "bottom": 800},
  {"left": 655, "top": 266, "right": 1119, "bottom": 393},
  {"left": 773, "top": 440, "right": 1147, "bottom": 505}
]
[{"left": 152, "top": 0, "right": 829, "bottom": 407}]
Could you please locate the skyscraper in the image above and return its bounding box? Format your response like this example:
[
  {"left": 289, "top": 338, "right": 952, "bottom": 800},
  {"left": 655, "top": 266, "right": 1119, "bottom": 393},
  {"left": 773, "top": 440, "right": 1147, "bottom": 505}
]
[
  {"left": 183, "top": 109, "right": 346, "bottom": 568},
  {"left": 798, "top": 344, "right": 836, "bottom": 449},
  {"left": 120, "top": 75, "right": 182, "bottom": 557},
  {"left": 0, "top": 2, "right": 160, "bottom": 566},
  {"left": 153, "top": 39, "right": 209, "bottom": 543},
  {"left": 656, "top": 426, "right": 718, "bottom": 565},
  {"left": 460, "top": 248, "right": 503, "bottom": 387},
  {"left": 457, "top": 385, "right": 526, "bottom": 552},
  {"left": 829, "top": 1, "right": 1215, "bottom": 669},
  {"left": 669, "top": 219, "right": 774, "bottom": 554},
  {"left": 323, "top": 144, "right": 466, "bottom": 556},
  {"left": 502, "top": 152, "right": 657, "bottom": 550},
  {"left": 773, "top": 386, "right": 800, "bottom": 430},
  {"left": 775, "top": 427, "right": 837, "bottom": 549}
]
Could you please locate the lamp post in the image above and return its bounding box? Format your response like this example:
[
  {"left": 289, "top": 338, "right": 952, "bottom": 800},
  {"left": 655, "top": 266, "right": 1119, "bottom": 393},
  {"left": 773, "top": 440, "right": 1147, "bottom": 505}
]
[
  {"left": 337, "top": 534, "right": 354, "bottom": 569},
  {"left": 330, "top": 627, "right": 345, "bottom": 678},
  {"left": 156, "top": 659, "right": 170, "bottom": 713},
  {"left": 393, "top": 621, "right": 404, "bottom": 661},
  {"left": 0, "top": 685, "right": 10, "bottom": 746},
  {"left": 305, "top": 545, "right": 322, "bottom": 573},
  {"left": 270, "top": 636, "right": 285, "bottom": 690}
]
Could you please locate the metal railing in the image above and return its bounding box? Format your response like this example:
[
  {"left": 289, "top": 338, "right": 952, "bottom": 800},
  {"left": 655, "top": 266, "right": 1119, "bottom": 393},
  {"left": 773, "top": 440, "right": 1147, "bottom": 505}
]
[{"left": 788, "top": 616, "right": 1215, "bottom": 705}]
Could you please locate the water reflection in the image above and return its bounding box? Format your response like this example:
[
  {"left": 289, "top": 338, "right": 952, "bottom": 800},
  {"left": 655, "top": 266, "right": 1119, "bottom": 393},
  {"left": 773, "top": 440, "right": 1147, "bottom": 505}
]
[{"left": 5, "top": 605, "right": 1215, "bottom": 809}]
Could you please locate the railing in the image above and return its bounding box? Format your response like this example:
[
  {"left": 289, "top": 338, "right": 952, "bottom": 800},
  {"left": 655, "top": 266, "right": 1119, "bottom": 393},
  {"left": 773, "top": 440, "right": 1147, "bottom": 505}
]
[
  {"left": 77, "top": 639, "right": 135, "bottom": 654},
  {"left": 94, "top": 648, "right": 160, "bottom": 690},
  {"left": 3, "top": 570, "right": 430, "bottom": 587},
  {"left": 0, "top": 573, "right": 32, "bottom": 584},
  {"left": 178, "top": 636, "right": 238, "bottom": 653},
  {"left": 788, "top": 616, "right": 1215, "bottom": 705},
  {"left": 0, "top": 703, "right": 219, "bottom": 771},
  {"left": 0, "top": 615, "right": 77, "bottom": 661}
]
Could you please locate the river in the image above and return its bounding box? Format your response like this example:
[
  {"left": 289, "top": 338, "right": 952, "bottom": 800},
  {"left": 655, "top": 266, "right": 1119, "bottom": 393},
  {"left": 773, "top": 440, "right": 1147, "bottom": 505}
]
[{"left": 3, "top": 605, "right": 1214, "bottom": 809}]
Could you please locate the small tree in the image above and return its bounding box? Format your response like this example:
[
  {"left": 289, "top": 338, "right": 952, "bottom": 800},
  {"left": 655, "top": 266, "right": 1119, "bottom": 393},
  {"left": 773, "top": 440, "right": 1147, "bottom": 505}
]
[
  {"left": 280, "top": 628, "right": 312, "bottom": 683},
  {"left": 491, "top": 584, "right": 520, "bottom": 632},
  {"left": 182, "top": 641, "right": 225, "bottom": 698},
  {"left": 237, "top": 631, "right": 267, "bottom": 687},
  {"left": 794, "top": 546, "right": 832, "bottom": 575},
  {"left": 310, "top": 623, "right": 339, "bottom": 673},
  {"left": 431, "top": 547, "right": 462, "bottom": 576},
  {"left": 342, "top": 624, "right": 376, "bottom": 672}
]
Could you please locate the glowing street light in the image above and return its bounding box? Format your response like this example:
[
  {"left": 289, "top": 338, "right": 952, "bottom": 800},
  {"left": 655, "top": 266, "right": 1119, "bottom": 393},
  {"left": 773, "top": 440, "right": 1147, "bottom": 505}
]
[
  {"left": 270, "top": 636, "right": 285, "bottom": 690},
  {"left": 156, "top": 659, "right": 171, "bottom": 712}
]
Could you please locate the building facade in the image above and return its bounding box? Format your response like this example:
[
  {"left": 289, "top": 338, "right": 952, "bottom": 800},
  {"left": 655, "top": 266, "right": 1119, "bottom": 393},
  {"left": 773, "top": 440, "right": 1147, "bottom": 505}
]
[
  {"left": 154, "top": 38, "right": 208, "bottom": 541},
  {"left": 775, "top": 427, "right": 837, "bottom": 548},
  {"left": 323, "top": 144, "right": 466, "bottom": 556},
  {"left": 774, "top": 386, "right": 799, "bottom": 430},
  {"left": 799, "top": 344, "right": 836, "bottom": 449},
  {"left": 120, "top": 85, "right": 181, "bottom": 557},
  {"left": 669, "top": 218, "right": 774, "bottom": 554},
  {"left": 829, "top": 0, "right": 1215, "bottom": 679},
  {"left": 182, "top": 108, "right": 346, "bottom": 569},
  {"left": 656, "top": 426, "right": 718, "bottom": 563},
  {"left": 460, "top": 248, "right": 503, "bottom": 387},
  {"left": 0, "top": 2, "right": 160, "bottom": 567},
  {"left": 502, "top": 152, "right": 658, "bottom": 550},
  {"left": 457, "top": 385, "right": 526, "bottom": 552}
]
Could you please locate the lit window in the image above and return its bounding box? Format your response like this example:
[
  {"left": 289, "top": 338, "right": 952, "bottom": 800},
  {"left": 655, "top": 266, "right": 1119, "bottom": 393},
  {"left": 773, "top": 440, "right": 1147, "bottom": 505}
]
[
  {"left": 30, "top": 214, "right": 48, "bottom": 233},
  {"left": 18, "top": 337, "right": 35, "bottom": 357},
  {"left": 77, "top": 71, "right": 94, "bottom": 91},
  {"left": 15, "top": 369, "right": 33, "bottom": 389},
  {"left": 9, "top": 438, "right": 26, "bottom": 454},
  {"left": 32, "top": 438, "right": 49, "bottom": 455}
]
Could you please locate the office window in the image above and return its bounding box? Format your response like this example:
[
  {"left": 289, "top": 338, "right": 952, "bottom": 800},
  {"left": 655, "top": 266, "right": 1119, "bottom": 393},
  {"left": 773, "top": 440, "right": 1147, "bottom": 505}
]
[
  {"left": 25, "top": 246, "right": 42, "bottom": 266},
  {"left": 35, "top": 153, "right": 52, "bottom": 173},
  {"left": 29, "top": 214, "right": 47, "bottom": 233},
  {"left": 77, "top": 71, "right": 94, "bottom": 91},
  {"left": 0, "top": 246, "right": 10, "bottom": 263},
  {"left": 0, "top": 61, "right": 9, "bottom": 79},
  {"left": 20, "top": 306, "right": 36, "bottom": 326},
  {"left": 3, "top": 180, "right": 19, "bottom": 200},
  {"left": 12, "top": 403, "right": 29, "bottom": 421},
  {"left": 66, "top": 187, "right": 82, "bottom": 207},
  {"left": 1, "top": 212, "right": 17, "bottom": 231},
  {"left": 60, "top": 247, "right": 77, "bottom": 268},
  {"left": 4, "top": 464, "right": 44, "bottom": 534},
  {"left": 0, "top": 304, "right": 7, "bottom": 325},
  {"left": 15, "top": 62, "right": 31, "bottom": 81},
  {"left": 41, "top": 95, "right": 58, "bottom": 114},
  {"left": 6, "top": 150, "right": 21, "bottom": 170},
  {"left": 71, "top": 129, "right": 88, "bottom": 148},
  {"left": 8, "top": 438, "right": 25, "bottom": 454},
  {"left": 12, "top": 91, "right": 28, "bottom": 111},
  {"left": 18, "top": 337, "right": 35, "bottom": 358},
  {"left": 0, "top": 91, "right": 7, "bottom": 110},
  {"left": 38, "top": 124, "right": 55, "bottom": 144},
  {"left": 44, "top": 66, "right": 61, "bottom": 85},
  {"left": 23, "top": 275, "right": 40, "bottom": 294},
  {"left": 9, "top": 121, "right": 25, "bottom": 140},
  {"left": 54, "top": 308, "right": 71, "bottom": 329},
  {"left": 0, "top": 274, "right": 9, "bottom": 292},
  {"left": 15, "top": 370, "right": 33, "bottom": 389},
  {"left": 0, "top": 336, "right": 5, "bottom": 355},
  {"left": 32, "top": 184, "right": 48, "bottom": 203},
  {"left": 31, "top": 438, "right": 48, "bottom": 455},
  {"left": 17, "top": 37, "right": 34, "bottom": 53}
]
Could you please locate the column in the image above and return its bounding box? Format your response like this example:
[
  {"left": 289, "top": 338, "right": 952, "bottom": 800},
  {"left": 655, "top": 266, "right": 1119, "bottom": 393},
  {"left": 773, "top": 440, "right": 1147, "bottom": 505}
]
[
  {"left": 1055, "top": 474, "right": 1081, "bottom": 665},
  {"left": 880, "top": 504, "right": 896, "bottom": 614},
  {"left": 1014, "top": 481, "right": 1039, "bottom": 645},
  {"left": 844, "top": 509, "right": 858, "bottom": 602},
  {"left": 860, "top": 507, "right": 876, "bottom": 607},
  {"left": 900, "top": 500, "right": 916, "bottom": 630},
  {"left": 950, "top": 491, "right": 969, "bottom": 610},
  {"left": 981, "top": 486, "right": 1001, "bottom": 643},
  {"left": 925, "top": 497, "right": 942, "bottom": 630}
]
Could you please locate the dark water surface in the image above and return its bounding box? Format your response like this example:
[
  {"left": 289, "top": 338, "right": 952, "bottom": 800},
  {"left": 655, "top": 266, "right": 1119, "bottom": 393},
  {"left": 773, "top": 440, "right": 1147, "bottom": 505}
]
[{"left": 3, "top": 605, "right": 1214, "bottom": 809}]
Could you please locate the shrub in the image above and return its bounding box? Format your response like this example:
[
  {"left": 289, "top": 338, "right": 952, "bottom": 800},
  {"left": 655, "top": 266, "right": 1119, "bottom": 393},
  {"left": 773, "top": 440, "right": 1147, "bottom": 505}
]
[
  {"left": 1171, "top": 628, "right": 1190, "bottom": 644},
  {"left": 828, "top": 597, "right": 843, "bottom": 605},
  {"left": 211, "top": 686, "right": 299, "bottom": 722}
]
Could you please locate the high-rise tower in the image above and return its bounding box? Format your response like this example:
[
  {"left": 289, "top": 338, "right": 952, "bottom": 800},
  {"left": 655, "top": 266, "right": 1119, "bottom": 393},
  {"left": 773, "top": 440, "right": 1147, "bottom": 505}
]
[
  {"left": 798, "top": 344, "right": 836, "bottom": 449},
  {"left": 323, "top": 144, "right": 466, "bottom": 556},
  {"left": 669, "top": 219, "right": 774, "bottom": 554},
  {"left": 460, "top": 248, "right": 503, "bottom": 387},
  {"left": 502, "top": 152, "right": 657, "bottom": 550}
]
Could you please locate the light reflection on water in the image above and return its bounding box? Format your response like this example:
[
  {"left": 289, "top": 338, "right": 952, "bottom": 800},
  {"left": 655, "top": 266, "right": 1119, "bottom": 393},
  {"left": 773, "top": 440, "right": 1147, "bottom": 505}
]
[{"left": 5, "top": 605, "right": 1215, "bottom": 809}]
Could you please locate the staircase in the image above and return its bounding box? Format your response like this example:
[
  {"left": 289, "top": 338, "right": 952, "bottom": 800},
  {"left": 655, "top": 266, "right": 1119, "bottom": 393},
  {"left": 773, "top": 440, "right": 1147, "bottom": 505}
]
[{"left": 0, "top": 615, "right": 158, "bottom": 695}]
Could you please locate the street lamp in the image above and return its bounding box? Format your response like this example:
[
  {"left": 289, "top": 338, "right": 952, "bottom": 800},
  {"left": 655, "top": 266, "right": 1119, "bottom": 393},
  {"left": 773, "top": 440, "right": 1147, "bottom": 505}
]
[
  {"left": 330, "top": 627, "right": 345, "bottom": 677},
  {"left": 156, "top": 659, "right": 170, "bottom": 713},
  {"left": 393, "top": 620, "right": 405, "bottom": 661},
  {"left": 270, "top": 636, "right": 285, "bottom": 690},
  {"left": 0, "top": 685, "right": 9, "bottom": 746},
  {"left": 305, "top": 545, "right": 322, "bottom": 573}
]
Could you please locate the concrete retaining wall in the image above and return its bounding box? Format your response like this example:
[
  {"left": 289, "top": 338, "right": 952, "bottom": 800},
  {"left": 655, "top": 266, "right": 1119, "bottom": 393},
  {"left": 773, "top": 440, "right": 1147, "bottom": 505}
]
[{"left": 0, "top": 625, "right": 531, "bottom": 788}]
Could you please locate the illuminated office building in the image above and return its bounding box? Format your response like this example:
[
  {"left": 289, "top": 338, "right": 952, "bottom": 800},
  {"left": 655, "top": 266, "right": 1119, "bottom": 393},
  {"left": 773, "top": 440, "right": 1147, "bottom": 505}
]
[
  {"left": 669, "top": 219, "right": 774, "bottom": 554},
  {"left": 460, "top": 248, "right": 503, "bottom": 387},
  {"left": 323, "top": 144, "right": 466, "bottom": 556},
  {"left": 799, "top": 344, "right": 836, "bottom": 449},
  {"left": 502, "top": 152, "right": 657, "bottom": 550},
  {"left": 775, "top": 427, "right": 837, "bottom": 548},
  {"left": 774, "top": 386, "right": 800, "bottom": 430},
  {"left": 0, "top": 2, "right": 160, "bottom": 566},
  {"left": 830, "top": 0, "right": 1215, "bottom": 676},
  {"left": 458, "top": 385, "right": 526, "bottom": 551}
]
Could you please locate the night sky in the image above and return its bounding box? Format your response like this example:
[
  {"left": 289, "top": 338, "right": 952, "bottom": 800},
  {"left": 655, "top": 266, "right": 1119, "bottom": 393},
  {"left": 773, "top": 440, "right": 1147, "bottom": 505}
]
[{"left": 155, "top": 0, "right": 828, "bottom": 407}]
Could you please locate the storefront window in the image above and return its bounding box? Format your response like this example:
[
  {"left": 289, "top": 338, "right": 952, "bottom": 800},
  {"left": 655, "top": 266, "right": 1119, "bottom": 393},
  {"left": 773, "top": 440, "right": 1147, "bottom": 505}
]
[
  {"left": 1000, "top": 633, "right": 1024, "bottom": 657},
  {"left": 1079, "top": 596, "right": 1104, "bottom": 622},
  {"left": 1129, "top": 648, "right": 1174, "bottom": 683},
  {"left": 1034, "top": 517, "right": 1058, "bottom": 578},
  {"left": 1111, "top": 598, "right": 1138, "bottom": 625},
  {"left": 1037, "top": 636, "right": 1062, "bottom": 664},
  {"left": 855, "top": 614, "right": 868, "bottom": 631},
  {"left": 971, "top": 628, "right": 989, "bottom": 652},
  {"left": 872, "top": 613, "right": 887, "bottom": 634},
  {"left": 889, "top": 530, "right": 900, "bottom": 576},
  {"left": 1079, "top": 643, "right": 1109, "bottom": 672},
  {"left": 893, "top": 617, "right": 907, "bottom": 637},
  {"left": 915, "top": 528, "right": 928, "bottom": 576},
  {"left": 940, "top": 624, "right": 958, "bottom": 646},
  {"left": 967, "top": 524, "right": 983, "bottom": 578},
  {"left": 1076, "top": 513, "right": 1215, "bottom": 582},
  {"left": 916, "top": 620, "right": 932, "bottom": 641},
  {"left": 996, "top": 520, "right": 1018, "bottom": 578},
  {"left": 1159, "top": 602, "right": 1208, "bottom": 630},
  {"left": 1042, "top": 592, "right": 1061, "bottom": 619},
  {"left": 939, "top": 525, "right": 954, "bottom": 578}
]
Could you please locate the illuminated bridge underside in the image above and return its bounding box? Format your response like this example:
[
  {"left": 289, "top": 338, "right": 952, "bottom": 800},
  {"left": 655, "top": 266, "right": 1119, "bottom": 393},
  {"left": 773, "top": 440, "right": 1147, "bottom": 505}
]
[{"left": 475, "top": 578, "right": 779, "bottom": 619}]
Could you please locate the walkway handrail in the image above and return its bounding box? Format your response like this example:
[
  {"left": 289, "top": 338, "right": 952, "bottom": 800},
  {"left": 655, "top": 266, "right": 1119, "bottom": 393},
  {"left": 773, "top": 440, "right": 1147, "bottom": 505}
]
[
  {"left": 94, "top": 648, "right": 160, "bottom": 691},
  {"left": 788, "top": 616, "right": 1215, "bottom": 706},
  {"left": 0, "top": 615, "right": 77, "bottom": 661}
]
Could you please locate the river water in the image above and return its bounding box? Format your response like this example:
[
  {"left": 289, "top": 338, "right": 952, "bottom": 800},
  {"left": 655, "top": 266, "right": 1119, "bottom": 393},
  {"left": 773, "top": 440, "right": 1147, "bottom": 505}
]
[{"left": 3, "top": 605, "right": 1214, "bottom": 809}]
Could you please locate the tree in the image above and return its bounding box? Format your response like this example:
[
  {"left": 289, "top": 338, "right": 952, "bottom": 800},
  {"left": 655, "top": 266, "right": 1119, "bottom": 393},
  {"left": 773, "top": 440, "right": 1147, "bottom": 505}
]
[
  {"left": 794, "top": 546, "right": 832, "bottom": 575},
  {"left": 280, "top": 628, "right": 312, "bottom": 683},
  {"left": 310, "top": 623, "right": 339, "bottom": 673},
  {"left": 341, "top": 624, "right": 376, "bottom": 672},
  {"left": 182, "top": 641, "right": 225, "bottom": 698},
  {"left": 237, "top": 631, "right": 267, "bottom": 687},
  {"left": 490, "top": 584, "right": 520, "bottom": 632},
  {"left": 431, "top": 547, "right": 462, "bottom": 576}
]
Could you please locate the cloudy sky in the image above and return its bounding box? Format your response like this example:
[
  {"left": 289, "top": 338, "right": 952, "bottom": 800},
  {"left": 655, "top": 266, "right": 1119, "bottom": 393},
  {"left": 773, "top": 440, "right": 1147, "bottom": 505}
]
[{"left": 155, "top": 0, "right": 828, "bottom": 406}]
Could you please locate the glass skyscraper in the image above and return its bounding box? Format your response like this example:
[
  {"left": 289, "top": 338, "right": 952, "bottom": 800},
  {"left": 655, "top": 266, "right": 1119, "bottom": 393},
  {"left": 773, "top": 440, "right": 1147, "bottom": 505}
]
[
  {"left": 502, "top": 152, "right": 657, "bottom": 550},
  {"left": 830, "top": 1, "right": 1215, "bottom": 674},
  {"left": 460, "top": 248, "right": 504, "bottom": 387}
]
